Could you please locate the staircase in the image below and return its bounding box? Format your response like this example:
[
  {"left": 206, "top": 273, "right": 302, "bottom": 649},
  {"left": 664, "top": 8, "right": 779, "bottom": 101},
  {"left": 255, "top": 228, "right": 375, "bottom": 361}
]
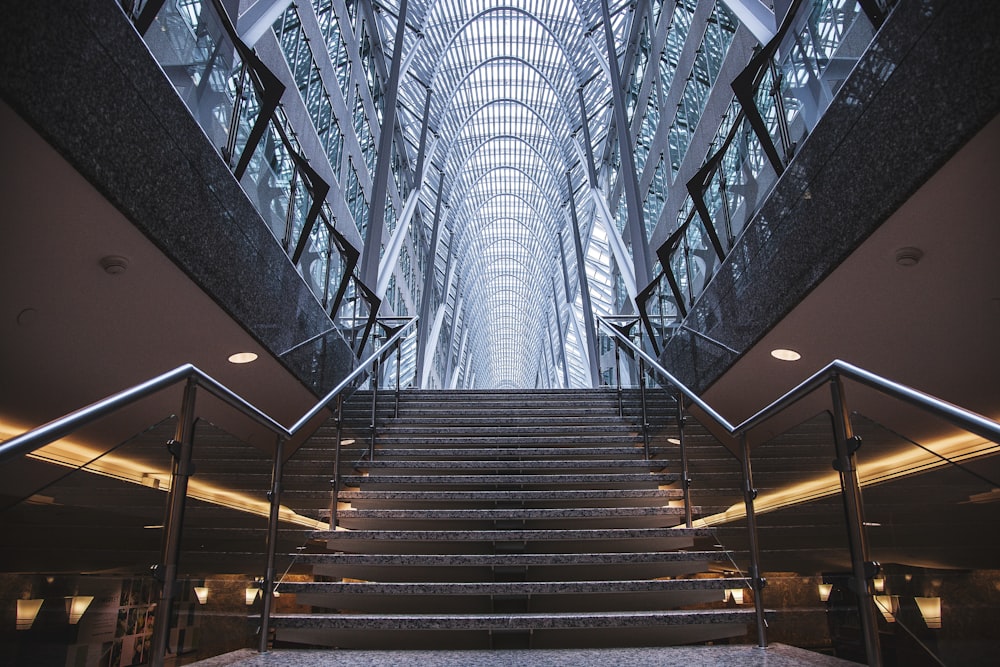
[{"left": 272, "top": 389, "right": 757, "bottom": 649}]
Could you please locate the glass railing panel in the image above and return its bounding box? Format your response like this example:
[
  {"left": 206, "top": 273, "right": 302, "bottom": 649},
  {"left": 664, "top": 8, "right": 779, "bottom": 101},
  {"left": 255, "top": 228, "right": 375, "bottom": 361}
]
[
  {"left": 681, "top": 412, "right": 759, "bottom": 643},
  {"left": 142, "top": 1, "right": 241, "bottom": 157},
  {"left": 850, "top": 411, "right": 1000, "bottom": 666},
  {"left": 295, "top": 220, "right": 331, "bottom": 303},
  {"left": 171, "top": 419, "right": 326, "bottom": 663},
  {"left": 777, "top": 0, "right": 875, "bottom": 146},
  {"left": 0, "top": 418, "right": 180, "bottom": 665},
  {"left": 682, "top": 215, "right": 719, "bottom": 305},
  {"left": 239, "top": 121, "right": 295, "bottom": 247},
  {"left": 744, "top": 412, "right": 850, "bottom": 661}
]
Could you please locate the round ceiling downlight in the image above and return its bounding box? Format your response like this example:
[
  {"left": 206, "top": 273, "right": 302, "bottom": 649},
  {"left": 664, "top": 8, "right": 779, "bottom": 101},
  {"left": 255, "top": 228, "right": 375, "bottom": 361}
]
[{"left": 770, "top": 348, "right": 801, "bottom": 362}]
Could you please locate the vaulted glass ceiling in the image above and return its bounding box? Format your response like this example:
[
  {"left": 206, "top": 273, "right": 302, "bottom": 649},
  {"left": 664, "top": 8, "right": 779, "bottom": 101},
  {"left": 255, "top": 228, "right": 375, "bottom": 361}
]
[{"left": 377, "top": 0, "right": 627, "bottom": 388}]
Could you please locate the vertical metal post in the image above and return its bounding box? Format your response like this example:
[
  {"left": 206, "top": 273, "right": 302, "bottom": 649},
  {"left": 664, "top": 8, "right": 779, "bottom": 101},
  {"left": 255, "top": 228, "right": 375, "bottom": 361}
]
[
  {"left": 830, "top": 375, "right": 883, "bottom": 667},
  {"left": 638, "top": 358, "right": 649, "bottom": 460},
  {"left": 150, "top": 378, "right": 198, "bottom": 667},
  {"left": 370, "top": 356, "right": 379, "bottom": 461},
  {"left": 395, "top": 340, "right": 402, "bottom": 419},
  {"left": 740, "top": 434, "right": 768, "bottom": 650},
  {"left": 258, "top": 436, "right": 286, "bottom": 653},
  {"left": 676, "top": 393, "right": 693, "bottom": 529},
  {"left": 614, "top": 340, "right": 623, "bottom": 417},
  {"left": 330, "top": 395, "right": 344, "bottom": 529}
]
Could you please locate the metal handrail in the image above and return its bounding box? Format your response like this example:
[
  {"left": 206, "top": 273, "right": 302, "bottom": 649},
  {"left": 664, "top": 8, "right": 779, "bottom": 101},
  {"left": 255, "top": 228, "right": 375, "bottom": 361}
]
[
  {"left": 597, "top": 316, "right": 1000, "bottom": 443},
  {"left": 597, "top": 315, "right": 1000, "bottom": 665},
  {"left": 0, "top": 317, "right": 418, "bottom": 464},
  {"left": 0, "top": 316, "right": 416, "bottom": 665}
]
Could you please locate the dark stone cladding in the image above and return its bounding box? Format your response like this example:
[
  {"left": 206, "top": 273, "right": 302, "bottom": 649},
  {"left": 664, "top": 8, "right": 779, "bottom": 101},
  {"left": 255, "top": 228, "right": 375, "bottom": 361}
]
[
  {"left": 0, "top": 0, "right": 354, "bottom": 396},
  {"left": 662, "top": 0, "right": 1000, "bottom": 393}
]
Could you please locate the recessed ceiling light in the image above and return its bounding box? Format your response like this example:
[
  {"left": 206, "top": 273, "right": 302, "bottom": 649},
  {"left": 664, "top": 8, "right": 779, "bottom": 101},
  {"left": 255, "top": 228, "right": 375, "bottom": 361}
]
[
  {"left": 667, "top": 438, "right": 681, "bottom": 445},
  {"left": 228, "top": 352, "right": 258, "bottom": 364},
  {"left": 770, "top": 348, "right": 801, "bottom": 361}
]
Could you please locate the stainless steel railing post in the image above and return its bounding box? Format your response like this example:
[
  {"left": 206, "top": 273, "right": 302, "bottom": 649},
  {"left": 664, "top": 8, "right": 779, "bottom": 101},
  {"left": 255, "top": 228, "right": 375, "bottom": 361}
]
[
  {"left": 370, "top": 355, "right": 379, "bottom": 461},
  {"left": 395, "top": 341, "right": 401, "bottom": 419},
  {"left": 259, "top": 435, "right": 286, "bottom": 653},
  {"left": 330, "top": 394, "right": 344, "bottom": 529},
  {"left": 677, "top": 392, "right": 693, "bottom": 529},
  {"left": 740, "top": 434, "right": 768, "bottom": 650},
  {"left": 614, "top": 340, "right": 623, "bottom": 418},
  {"left": 830, "top": 374, "right": 883, "bottom": 667},
  {"left": 150, "top": 378, "right": 198, "bottom": 667},
  {"left": 639, "top": 358, "right": 650, "bottom": 460}
]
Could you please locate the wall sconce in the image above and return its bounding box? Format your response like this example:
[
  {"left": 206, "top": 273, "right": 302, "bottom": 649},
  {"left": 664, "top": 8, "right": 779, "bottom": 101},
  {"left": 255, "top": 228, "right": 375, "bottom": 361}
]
[
  {"left": 818, "top": 583, "right": 833, "bottom": 602},
  {"left": 873, "top": 576, "right": 885, "bottom": 593},
  {"left": 725, "top": 588, "right": 744, "bottom": 605},
  {"left": 17, "top": 599, "right": 44, "bottom": 630},
  {"left": 916, "top": 597, "right": 942, "bottom": 629},
  {"left": 245, "top": 586, "right": 261, "bottom": 606},
  {"left": 193, "top": 587, "right": 209, "bottom": 605},
  {"left": 874, "top": 595, "right": 897, "bottom": 623},
  {"left": 64, "top": 596, "right": 94, "bottom": 624}
]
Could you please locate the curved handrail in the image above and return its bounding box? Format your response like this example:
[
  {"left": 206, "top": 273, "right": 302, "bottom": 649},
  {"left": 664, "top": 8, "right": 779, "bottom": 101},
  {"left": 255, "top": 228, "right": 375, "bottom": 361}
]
[
  {"left": 596, "top": 316, "right": 1000, "bottom": 444},
  {"left": 0, "top": 317, "right": 418, "bottom": 464}
]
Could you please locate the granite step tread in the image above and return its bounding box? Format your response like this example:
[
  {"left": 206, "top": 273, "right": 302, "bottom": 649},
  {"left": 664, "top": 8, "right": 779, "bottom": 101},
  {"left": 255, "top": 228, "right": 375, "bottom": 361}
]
[
  {"left": 353, "top": 460, "right": 667, "bottom": 470},
  {"left": 275, "top": 577, "right": 750, "bottom": 595},
  {"left": 329, "top": 507, "right": 691, "bottom": 520},
  {"left": 268, "top": 608, "right": 758, "bottom": 630},
  {"left": 339, "top": 447, "right": 664, "bottom": 458},
  {"left": 340, "top": 473, "right": 680, "bottom": 485},
  {"left": 364, "top": 436, "right": 646, "bottom": 446},
  {"left": 337, "top": 489, "right": 684, "bottom": 501},
  {"left": 291, "top": 551, "right": 724, "bottom": 566},
  {"left": 311, "top": 527, "right": 714, "bottom": 541}
]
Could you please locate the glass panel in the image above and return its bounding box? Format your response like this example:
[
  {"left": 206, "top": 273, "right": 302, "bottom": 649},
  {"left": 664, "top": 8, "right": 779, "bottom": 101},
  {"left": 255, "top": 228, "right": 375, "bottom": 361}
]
[
  {"left": 0, "top": 418, "right": 276, "bottom": 664},
  {"left": 742, "top": 412, "right": 847, "bottom": 660},
  {"left": 851, "top": 411, "right": 1000, "bottom": 665},
  {"left": 143, "top": 0, "right": 243, "bottom": 160},
  {"left": 239, "top": 121, "right": 294, "bottom": 246}
]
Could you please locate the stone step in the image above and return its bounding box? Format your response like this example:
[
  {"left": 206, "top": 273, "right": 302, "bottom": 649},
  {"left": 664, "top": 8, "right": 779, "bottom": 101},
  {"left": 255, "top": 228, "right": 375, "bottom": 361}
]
[
  {"left": 269, "top": 609, "right": 757, "bottom": 632},
  {"left": 334, "top": 447, "right": 667, "bottom": 459},
  {"left": 340, "top": 473, "right": 680, "bottom": 486},
  {"left": 292, "top": 551, "right": 723, "bottom": 567},
  {"left": 363, "top": 435, "right": 646, "bottom": 446},
  {"left": 337, "top": 489, "right": 683, "bottom": 502},
  {"left": 276, "top": 577, "right": 748, "bottom": 597},
  {"left": 328, "top": 507, "right": 690, "bottom": 521},
  {"left": 352, "top": 460, "right": 667, "bottom": 470},
  {"left": 312, "top": 527, "right": 712, "bottom": 542}
]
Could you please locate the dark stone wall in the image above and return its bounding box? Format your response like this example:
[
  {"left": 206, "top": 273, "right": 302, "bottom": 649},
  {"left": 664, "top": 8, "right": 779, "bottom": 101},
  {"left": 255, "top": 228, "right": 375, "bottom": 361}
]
[
  {"left": 662, "top": 0, "right": 1000, "bottom": 392},
  {"left": 0, "top": 0, "right": 353, "bottom": 396}
]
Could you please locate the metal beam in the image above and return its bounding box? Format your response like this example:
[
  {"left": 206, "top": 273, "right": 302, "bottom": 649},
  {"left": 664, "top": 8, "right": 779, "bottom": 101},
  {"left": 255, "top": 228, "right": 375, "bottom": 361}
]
[
  {"left": 236, "top": 0, "right": 293, "bottom": 46},
  {"left": 721, "top": 0, "right": 777, "bottom": 46},
  {"left": 567, "top": 171, "right": 600, "bottom": 387},
  {"left": 599, "top": 0, "right": 654, "bottom": 289},
  {"left": 358, "top": 0, "right": 409, "bottom": 291}
]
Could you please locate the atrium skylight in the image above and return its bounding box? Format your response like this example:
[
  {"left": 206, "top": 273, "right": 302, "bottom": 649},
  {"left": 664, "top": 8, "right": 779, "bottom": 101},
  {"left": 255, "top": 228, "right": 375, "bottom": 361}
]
[{"left": 383, "top": 0, "right": 623, "bottom": 388}]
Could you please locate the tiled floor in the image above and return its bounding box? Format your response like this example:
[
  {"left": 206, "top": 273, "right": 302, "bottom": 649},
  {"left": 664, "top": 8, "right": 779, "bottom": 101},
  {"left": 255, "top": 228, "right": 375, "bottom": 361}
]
[{"left": 190, "top": 645, "right": 856, "bottom": 666}]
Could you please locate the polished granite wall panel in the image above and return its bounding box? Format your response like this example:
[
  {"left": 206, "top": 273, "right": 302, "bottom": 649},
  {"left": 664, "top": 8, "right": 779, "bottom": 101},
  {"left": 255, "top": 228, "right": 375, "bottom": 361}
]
[
  {"left": 662, "top": 0, "right": 1000, "bottom": 393},
  {"left": 0, "top": 0, "right": 352, "bottom": 395}
]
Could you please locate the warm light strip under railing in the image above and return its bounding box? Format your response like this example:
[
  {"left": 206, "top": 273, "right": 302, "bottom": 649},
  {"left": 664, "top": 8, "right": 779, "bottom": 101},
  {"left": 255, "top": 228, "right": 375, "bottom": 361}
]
[
  {"left": 693, "top": 432, "right": 999, "bottom": 527},
  {"left": 0, "top": 423, "right": 326, "bottom": 530}
]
